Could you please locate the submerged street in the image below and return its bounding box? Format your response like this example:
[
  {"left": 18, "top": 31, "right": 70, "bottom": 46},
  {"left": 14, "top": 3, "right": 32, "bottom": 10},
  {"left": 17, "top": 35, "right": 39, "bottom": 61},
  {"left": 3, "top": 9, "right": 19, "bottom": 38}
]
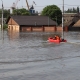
[{"left": 0, "top": 30, "right": 80, "bottom": 80}]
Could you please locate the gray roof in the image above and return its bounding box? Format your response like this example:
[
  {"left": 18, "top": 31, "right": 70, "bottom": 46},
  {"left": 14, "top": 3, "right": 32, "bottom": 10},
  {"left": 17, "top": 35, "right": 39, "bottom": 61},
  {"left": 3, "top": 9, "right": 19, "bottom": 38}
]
[{"left": 6, "top": 16, "right": 57, "bottom": 26}]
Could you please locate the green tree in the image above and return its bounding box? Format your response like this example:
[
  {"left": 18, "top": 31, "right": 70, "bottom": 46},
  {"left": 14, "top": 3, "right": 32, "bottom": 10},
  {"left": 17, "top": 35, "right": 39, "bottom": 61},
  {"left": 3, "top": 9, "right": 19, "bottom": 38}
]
[
  {"left": 13, "top": 8, "right": 30, "bottom": 15},
  {"left": 41, "top": 5, "right": 62, "bottom": 25},
  {"left": 4, "top": 9, "right": 10, "bottom": 18},
  {"left": 65, "top": 7, "right": 79, "bottom": 13},
  {"left": 77, "top": 7, "right": 79, "bottom": 13},
  {"left": 0, "top": 9, "right": 10, "bottom": 18}
]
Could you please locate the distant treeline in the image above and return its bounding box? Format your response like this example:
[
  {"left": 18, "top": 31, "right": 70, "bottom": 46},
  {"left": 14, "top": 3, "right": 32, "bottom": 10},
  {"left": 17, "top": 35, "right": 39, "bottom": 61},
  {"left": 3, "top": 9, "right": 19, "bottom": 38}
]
[{"left": 64, "top": 7, "right": 79, "bottom": 13}]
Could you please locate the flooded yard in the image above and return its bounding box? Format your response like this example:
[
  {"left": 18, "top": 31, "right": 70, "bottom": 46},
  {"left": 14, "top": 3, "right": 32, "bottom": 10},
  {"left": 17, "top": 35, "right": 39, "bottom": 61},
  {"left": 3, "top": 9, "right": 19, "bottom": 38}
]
[{"left": 0, "top": 30, "right": 80, "bottom": 80}]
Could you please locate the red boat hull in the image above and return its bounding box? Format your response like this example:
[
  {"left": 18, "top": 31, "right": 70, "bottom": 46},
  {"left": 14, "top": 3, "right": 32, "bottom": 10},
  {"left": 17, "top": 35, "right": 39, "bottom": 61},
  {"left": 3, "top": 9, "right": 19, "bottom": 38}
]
[{"left": 48, "top": 37, "right": 67, "bottom": 43}]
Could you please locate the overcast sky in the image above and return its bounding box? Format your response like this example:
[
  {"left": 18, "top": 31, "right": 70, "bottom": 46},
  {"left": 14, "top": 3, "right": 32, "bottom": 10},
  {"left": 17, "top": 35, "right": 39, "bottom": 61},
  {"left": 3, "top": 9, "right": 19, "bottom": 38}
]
[{"left": 0, "top": 0, "right": 80, "bottom": 12}]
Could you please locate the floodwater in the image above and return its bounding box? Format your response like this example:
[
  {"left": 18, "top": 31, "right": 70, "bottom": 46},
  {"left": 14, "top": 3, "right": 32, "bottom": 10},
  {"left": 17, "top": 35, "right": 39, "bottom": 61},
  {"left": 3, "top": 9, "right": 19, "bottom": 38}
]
[{"left": 0, "top": 30, "right": 80, "bottom": 80}]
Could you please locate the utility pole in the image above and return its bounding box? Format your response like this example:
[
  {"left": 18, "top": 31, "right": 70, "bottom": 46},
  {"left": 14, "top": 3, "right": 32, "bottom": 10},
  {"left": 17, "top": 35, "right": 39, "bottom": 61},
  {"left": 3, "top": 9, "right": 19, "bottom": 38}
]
[
  {"left": 56, "top": 16, "right": 57, "bottom": 26},
  {"left": 62, "top": 0, "right": 64, "bottom": 39},
  {"left": 1, "top": 0, "right": 3, "bottom": 31},
  {"left": 48, "top": 16, "right": 49, "bottom": 27}
]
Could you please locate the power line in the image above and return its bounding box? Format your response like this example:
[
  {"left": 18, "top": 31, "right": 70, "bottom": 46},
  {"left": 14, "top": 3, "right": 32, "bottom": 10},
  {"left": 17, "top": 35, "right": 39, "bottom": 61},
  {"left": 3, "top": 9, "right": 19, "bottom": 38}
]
[
  {"left": 1, "top": 3, "right": 80, "bottom": 8},
  {"left": 1, "top": 4, "right": 80, "bottom": 11}
]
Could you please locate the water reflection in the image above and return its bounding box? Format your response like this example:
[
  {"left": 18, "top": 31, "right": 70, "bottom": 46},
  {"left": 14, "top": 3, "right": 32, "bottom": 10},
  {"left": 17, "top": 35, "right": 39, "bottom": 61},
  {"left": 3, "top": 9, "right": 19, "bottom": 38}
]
[{"left": 7, "top": 29, "right": 19, "bottom": 40}]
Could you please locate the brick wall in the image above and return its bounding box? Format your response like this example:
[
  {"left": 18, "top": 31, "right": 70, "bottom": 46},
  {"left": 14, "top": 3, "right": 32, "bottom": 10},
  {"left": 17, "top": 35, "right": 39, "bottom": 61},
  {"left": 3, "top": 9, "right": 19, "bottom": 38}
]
[
  {"left": 22, "top": 27, "right": 32, "bottom": 32},
  {"left": 44, "top": 26, "right": 56, "bottom": 32},
  {"left": 32, "top": 27, "right": 43, "bottom": 32},
  {"left": 56, "top": 26, "right": 62, "bottom": 32},
  {"left": 56, "top": 26, "right": 68, "bottom": 32}
]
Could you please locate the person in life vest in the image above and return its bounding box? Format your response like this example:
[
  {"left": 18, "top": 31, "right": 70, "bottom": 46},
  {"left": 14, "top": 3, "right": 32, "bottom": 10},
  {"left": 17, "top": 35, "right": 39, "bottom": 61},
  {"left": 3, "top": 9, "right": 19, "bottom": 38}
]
[{"left": 54, "top": 35, "right": 60, "bottom": 40}]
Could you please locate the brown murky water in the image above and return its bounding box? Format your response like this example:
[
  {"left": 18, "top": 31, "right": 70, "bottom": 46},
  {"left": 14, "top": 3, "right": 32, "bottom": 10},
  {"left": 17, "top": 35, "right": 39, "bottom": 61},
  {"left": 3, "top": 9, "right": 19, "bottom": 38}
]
[{"left": 0, "top": 30, "right": 80, "bottom": 80}]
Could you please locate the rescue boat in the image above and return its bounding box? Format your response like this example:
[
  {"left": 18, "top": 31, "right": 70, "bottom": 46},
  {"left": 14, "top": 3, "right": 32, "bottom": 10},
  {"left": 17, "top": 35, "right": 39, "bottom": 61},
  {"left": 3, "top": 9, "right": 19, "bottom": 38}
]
[{"left": 48, "top": 37, "right": 67, "bottom": 43}]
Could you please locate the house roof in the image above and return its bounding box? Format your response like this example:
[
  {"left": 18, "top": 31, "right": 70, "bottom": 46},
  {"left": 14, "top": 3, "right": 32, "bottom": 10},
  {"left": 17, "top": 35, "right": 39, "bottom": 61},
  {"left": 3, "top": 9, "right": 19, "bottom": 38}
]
[
  {"left": 6, "top": 15, "right": 57, "bottom": 26},
  {"left": 63, "top": 13, "right": 80, "bottom": 26}
]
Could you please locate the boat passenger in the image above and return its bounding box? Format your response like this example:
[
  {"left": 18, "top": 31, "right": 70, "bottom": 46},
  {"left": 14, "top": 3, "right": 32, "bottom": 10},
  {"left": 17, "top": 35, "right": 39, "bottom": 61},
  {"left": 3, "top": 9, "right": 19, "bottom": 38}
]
[
  {"left": 54, "top": 35, "right": 57, "bottom": 40},
  {"left": 54, "top": 35, "right": 60, "bottom": 40}
]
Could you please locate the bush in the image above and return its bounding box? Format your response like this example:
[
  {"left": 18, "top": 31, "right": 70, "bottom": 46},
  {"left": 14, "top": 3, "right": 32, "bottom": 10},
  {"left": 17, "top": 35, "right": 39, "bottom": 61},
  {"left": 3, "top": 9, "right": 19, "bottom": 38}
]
[{"left": 3, "top": 24, "right": 8, "bottom": 29}]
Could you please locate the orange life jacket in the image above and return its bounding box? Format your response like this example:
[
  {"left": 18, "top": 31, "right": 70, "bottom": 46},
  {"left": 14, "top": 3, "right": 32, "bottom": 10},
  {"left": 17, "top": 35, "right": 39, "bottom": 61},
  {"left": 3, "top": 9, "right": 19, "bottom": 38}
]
[{"left": 56, "top": 36, "right": 60, "bottom": 40}]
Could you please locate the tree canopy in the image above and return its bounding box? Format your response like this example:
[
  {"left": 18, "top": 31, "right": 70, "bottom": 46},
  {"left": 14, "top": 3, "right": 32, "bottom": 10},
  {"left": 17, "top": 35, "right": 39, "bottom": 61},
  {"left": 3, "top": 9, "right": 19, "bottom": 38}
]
[
  {"left": 13, "top": 8, "right": 30, "bottom": 15},
  {"left": 41, "top": 5, "right": 62, "bottom": 25},
  {"left": 0, "top": 9, "right": 10, "bottom": 18}
]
